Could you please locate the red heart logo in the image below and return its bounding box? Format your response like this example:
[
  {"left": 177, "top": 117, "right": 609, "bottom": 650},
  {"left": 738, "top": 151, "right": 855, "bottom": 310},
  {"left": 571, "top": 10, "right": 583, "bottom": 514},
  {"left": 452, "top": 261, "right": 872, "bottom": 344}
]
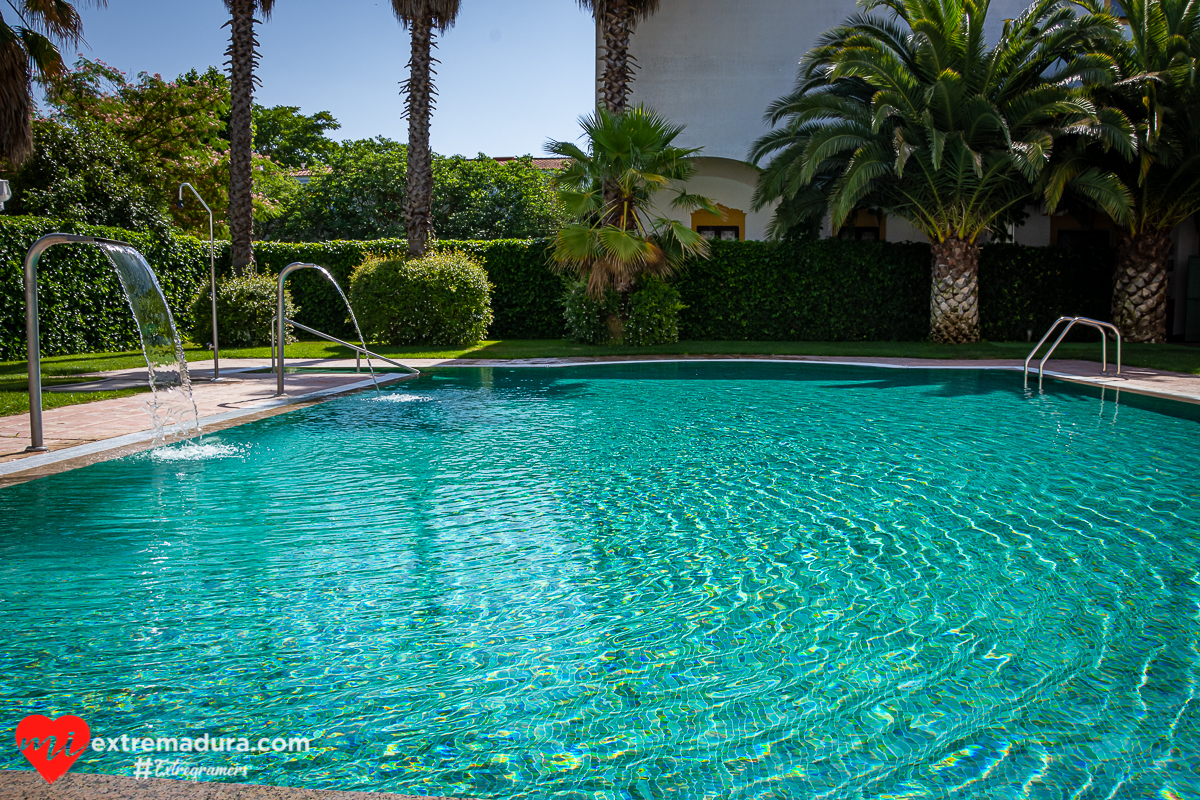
[{"left": 14, "top": 714, "right": 91, "bottom": 784}]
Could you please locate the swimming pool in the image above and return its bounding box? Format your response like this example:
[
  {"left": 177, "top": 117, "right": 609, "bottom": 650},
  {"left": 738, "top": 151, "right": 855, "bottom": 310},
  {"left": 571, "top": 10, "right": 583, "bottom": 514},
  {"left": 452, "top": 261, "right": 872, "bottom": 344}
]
[{"left": 3, "top": 362, "right": 1199, "bottom": 799}]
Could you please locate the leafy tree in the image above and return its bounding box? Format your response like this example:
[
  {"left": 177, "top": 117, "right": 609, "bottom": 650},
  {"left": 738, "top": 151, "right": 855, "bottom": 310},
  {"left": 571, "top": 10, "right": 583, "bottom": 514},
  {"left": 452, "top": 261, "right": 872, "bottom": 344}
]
[
  {"left": 252, "top": 104, "right": 341, "bottom": 167},
  {"left": 391, "top": 0, "right": 461, "bottom": 257},
  {"left": 546, "top": 106, "right": 715, "bottom": 302},
  {"left": 434, "top": 155, "right": 566, "bottom": 239},
  {"left": 0, "top": 0, "right": 105, "bottom": 166},
  {"left": 1, "top": 118, "right": 170, "bottom": 231},
  {"left": 34, "top": 57, "right": 295, "bottom": 238},
  {"left": 224, "top": 0, "right": 275, "bottom": 274},
  {"left": 262, "top": 139, "right": 565, "bottom": 242},
  {"left": 263, "top": 138, "right": 408, "bottom": 241},
  {"left": 750, "top": 0, "right": 1132, "bottom": 343},
  {"left": 577, "top": 0, "right": 660, "bottom": 112},
  {"left": 1053, "top": 0, "right": 1200, "bottom": 342}
]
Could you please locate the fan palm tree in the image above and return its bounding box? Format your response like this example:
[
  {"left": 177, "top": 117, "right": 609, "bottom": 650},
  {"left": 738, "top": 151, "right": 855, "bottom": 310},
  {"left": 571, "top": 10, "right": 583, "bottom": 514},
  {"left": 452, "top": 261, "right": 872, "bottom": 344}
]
[
  {"left": 0, "top": 0, "right": 105, "bottom": 167},
  {"left": 224, "top": 0, "right": 274, "bottom": 275},
  {"left": 546, "top": 105, "right": 717, "bottom": 305},
  {"left": 751, "top": 0, "right": 1133, "bottom": 343},
  {"left": 1049, "top": 0, "right": 1200, "bottom": 343},
  {"left": 577, "top": 0, "right": 660, "bottom": 112},
  {"left": 392, "top": 0, "right": 460, "bottom": 257}
]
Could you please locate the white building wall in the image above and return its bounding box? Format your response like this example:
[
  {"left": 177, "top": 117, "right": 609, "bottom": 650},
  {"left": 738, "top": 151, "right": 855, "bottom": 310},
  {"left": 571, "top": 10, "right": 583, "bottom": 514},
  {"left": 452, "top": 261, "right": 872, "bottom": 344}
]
[{"left": 623, "top": 0, "right": 1034, "bottom": 162}]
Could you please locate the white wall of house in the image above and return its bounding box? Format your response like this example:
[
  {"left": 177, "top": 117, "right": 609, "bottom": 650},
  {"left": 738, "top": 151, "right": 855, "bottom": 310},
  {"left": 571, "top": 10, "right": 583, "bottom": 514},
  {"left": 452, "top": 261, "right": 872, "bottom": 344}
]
[{"left": 618, "top": 0, "right": 1033, "bottom": 240}]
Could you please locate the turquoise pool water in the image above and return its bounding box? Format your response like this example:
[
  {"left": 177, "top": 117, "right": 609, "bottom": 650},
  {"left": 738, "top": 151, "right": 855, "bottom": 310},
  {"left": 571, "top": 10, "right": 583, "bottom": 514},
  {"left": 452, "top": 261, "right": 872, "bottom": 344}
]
[{"left": 3, "top": 363, "right": 1200, "bottom": 799}]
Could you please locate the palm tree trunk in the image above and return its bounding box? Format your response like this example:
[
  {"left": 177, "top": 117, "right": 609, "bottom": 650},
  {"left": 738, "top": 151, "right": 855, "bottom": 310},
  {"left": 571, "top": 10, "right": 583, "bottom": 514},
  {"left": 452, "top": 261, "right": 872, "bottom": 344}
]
[
  {"left": 226, "top": 0, "right": 257, "bottom": 275},
  {"left": 403, "top": 15, "right": 435, "bottom": 257},
  {"left": 1112, "top": 229, "right": 1171, "bottom": 343},
  {"left": 599, "top": 0, "right": 634, "bottom": 113},
  {"left": 929, "top": 237, "right": 980, "bottom": 343},
  {"left": 0, "top": 32, "right": 32, "bottom": 167}
]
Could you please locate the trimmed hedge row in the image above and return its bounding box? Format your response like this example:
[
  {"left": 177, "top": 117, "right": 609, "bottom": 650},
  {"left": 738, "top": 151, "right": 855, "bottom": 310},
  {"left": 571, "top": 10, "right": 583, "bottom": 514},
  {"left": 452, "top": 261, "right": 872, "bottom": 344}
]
[
  {"left": 0, "top": 217, "right": 211, "bottom": 360},
  {"left": 0, "top": 214, "right": 1118, "bottom": 361},
  {"left": 675, "top": 239, "right": 931, "bottom": 340}
]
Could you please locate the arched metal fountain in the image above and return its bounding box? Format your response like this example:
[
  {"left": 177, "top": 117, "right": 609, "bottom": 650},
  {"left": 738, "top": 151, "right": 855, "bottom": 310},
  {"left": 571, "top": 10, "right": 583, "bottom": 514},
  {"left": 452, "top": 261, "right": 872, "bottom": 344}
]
[{"left": 24, "top": 233, "right": 200, "bottom": 451}]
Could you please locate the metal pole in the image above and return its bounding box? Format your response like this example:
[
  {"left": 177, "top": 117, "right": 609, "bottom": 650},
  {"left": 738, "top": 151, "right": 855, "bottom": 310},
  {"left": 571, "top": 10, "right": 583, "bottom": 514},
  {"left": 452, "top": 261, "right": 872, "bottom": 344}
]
[
  {"left": 23, "top": 234, "right": 102, "bottom": 451},
  {"left": 179, "top": 184, "right": 218, "bottom": 379},
  {"left": 277, "top": 268, "right": 293, "bottom": 395}
]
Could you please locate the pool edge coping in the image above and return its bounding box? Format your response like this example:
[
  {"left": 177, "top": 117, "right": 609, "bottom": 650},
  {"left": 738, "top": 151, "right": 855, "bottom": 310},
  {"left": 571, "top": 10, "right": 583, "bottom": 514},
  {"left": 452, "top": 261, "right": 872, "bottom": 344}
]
[
  {"left": 1, "top": 356, "right": 1195, "bottom": 483},
  {"left": 0, "top": 374, "right": 412, "bottom": 484}
]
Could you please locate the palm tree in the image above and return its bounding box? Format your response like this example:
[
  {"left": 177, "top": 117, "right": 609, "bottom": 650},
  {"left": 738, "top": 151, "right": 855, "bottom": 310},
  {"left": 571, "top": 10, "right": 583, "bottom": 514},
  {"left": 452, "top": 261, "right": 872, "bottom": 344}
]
[
  {"left": 391, "top": 0, "right": 460, "bottom": 257},
  {"left": 224, "top": 0, "right": 274, "bottom": 276},
  {"left": 0, "top": 0, "right": 105, "bottom": 167},
  {"left": 1053, "top": 0, "right": 1200, "bottom": 343},
  {"left": 546, "top": 105, "right": 716, "bottom": 308},
  {"left": 751, "top": 0, "right": 1132, "bottom": 343},
  {"left": 577, "top": 0, "right": 660, "bottom": 113}
]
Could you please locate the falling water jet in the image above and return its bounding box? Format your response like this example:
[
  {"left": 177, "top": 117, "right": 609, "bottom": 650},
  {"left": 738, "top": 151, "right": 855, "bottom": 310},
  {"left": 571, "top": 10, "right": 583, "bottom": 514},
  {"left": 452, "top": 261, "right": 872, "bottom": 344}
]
[{"left": 24, "top": 233, "right": 201, "bottom": 452}]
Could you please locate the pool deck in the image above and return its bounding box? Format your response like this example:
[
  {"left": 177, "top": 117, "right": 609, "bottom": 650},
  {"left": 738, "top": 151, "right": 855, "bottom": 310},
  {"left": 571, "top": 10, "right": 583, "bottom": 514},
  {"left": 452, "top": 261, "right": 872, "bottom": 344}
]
[
  {"left": 0, "top": 771, "right": 462, "bottom": 800},
  {"left": 0, "top": 354, "right": 1196, "bottom": 486}
]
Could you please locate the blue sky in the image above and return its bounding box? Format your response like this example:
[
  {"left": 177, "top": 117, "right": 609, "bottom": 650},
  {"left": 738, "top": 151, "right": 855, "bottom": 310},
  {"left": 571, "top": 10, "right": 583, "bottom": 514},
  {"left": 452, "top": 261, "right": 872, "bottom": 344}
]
[{"left": 65, "top": 0, "right": 597, "bottom": 157}]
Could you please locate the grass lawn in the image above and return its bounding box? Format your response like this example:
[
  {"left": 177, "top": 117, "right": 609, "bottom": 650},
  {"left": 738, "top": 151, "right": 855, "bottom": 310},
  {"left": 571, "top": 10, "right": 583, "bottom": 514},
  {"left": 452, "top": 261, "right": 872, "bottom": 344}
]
[{"left": 0, "top": 338, "right": 1196, "bottom": 417}]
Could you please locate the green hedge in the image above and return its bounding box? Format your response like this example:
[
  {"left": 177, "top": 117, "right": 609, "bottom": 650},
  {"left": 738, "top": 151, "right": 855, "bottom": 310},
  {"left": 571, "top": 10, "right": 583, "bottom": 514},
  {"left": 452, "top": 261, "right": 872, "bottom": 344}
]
[
  {"left": 0, "top": 214, "right": 1120, "bottom": 361},
  {"left": 0, "top": 216, "right": 210, "bottom": 360},
  {"left": 978, "top": 243, "right": 1114, "bottom": 341},
  {"left": 675, "top": 239, "right": 930, "bottom": 340},
  {"left": 220, "top": 238, "right": 563, "bottom": 340}
]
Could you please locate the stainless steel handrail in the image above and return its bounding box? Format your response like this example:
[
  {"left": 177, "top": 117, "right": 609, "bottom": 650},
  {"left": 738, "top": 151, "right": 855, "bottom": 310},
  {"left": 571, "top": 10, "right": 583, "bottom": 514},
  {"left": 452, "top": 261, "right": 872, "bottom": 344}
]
[
  {"left": 1024, "top": 316, "right": 1122, "bottom": 390},
  {"left": 275, "top": 262, "right": 418, "bottom": 395},
  {"left": 23, "top": 233, "right": 135, "bottom": 451},
  {"left": 271, "top": 317, "right": 418, "bottom": 373}
]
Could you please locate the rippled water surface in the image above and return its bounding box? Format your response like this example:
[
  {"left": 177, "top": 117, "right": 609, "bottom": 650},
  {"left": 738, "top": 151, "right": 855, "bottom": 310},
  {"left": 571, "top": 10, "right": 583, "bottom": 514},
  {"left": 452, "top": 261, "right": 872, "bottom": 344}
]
[{"left": 3, "top": 363, "right": 1200, "bottom": 799}]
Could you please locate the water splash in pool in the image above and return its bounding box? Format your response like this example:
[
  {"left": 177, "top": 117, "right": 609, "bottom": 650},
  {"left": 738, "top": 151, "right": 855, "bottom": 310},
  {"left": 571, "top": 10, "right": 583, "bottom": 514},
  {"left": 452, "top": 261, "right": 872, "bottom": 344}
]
[
  {"left": 148, "top": 442, "right": 245, "bottom": 462},
  {"left": 99, "top": 243, "right": 200, "bottom": 444},
  {"left": 375, "top": 393, "right": 432, "bottom": 403}
]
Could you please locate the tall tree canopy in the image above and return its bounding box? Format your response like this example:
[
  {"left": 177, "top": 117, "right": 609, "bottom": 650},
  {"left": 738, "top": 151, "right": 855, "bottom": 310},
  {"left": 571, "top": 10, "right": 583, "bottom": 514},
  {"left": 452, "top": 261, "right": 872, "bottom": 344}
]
[
  {"left": 391, "top": 0, "right": 461, "bottom": 257},
  {"left": 261, "top": 139, "right": 565, "bottom": 242},
  {"left": 1056, "top": 0, "right": 1200, "bottom": 342},
  {"left": 751, "top": 0, "right": 1132, "bottom": 343},
  {"left": 252, "top": 104, "right": 341, "bottom": 167},
  {"left": 0, "top": 0, "right": 105, "bottom": 166}
]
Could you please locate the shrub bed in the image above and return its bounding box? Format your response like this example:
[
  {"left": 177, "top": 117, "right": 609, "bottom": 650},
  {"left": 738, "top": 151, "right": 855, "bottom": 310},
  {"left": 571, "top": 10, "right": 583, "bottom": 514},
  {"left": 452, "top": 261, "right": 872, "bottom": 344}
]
[
  {"left": 350, "top": 251, "right": 493, "bottom": 346},
  {"left": 0, "top": 215, "right": 1121, "bottom": 360}
]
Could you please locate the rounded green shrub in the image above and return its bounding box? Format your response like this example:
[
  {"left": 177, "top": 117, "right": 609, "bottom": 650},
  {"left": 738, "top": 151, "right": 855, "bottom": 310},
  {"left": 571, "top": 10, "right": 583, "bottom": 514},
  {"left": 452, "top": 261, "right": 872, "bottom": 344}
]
[
  {"left": 350, "top": 250, "right": 493, "bottom": 345},
  {"left": 563, "top": 282, "right": 619, "bottom": 344},
  {"left": 189, "top": 273, "right": 297, "bottom": 348},
  {"left": 624, "top": 277, "right": 685, "bottom": 346},
  {"left": 563, "top": 277, "right": 683, "bottom": 346}
]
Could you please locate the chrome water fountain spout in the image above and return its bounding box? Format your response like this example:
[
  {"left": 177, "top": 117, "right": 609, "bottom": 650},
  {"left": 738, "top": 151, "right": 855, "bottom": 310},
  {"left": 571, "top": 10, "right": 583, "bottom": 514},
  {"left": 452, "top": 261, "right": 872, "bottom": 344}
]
[
  {"left": 179, "top": 183, "right": 220, "bottom": 380},
  {"left": 25, "top": 233, "right": 202, "bottom": 452}
]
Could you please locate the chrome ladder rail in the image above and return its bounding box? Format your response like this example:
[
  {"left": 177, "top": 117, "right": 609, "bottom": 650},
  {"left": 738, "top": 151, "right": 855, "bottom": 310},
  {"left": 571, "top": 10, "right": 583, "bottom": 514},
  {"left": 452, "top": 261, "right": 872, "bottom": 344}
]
[
  {"left": 271, "top": 317, "right": 418, "bottom": 374},
  {"left": 1024, "top": 316, "right": 1121, "bottom": 390},
  {"left": 274, "top": 262, "right": 419, "bottom": 396}
]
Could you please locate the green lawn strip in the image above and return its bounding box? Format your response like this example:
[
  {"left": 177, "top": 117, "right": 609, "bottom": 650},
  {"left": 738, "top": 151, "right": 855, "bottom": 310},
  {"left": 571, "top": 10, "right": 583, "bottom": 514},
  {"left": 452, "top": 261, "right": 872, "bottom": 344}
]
[
  {"left": 1, "top": 340, "right": 1197, "bottom": 380},
  {"left": 0, "top": 376, "right": 150, "bottom": 418}
]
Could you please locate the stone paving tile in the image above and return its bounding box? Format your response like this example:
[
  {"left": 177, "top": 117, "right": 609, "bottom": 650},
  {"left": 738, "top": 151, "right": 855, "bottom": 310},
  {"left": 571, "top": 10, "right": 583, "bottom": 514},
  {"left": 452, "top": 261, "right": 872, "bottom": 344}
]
[
  {"left": 0, "top": 771, "right": 465, "bottom": 800},
  {"left": 0, "top": 372, "right": 393, "bottom": 463}
]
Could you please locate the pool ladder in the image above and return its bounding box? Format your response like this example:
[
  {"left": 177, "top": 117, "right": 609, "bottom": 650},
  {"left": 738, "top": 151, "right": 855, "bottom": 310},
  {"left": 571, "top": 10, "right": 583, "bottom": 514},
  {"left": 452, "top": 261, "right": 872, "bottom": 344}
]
[{"left": 1024, "top": 316, "right": 1121, "bottom": 390}]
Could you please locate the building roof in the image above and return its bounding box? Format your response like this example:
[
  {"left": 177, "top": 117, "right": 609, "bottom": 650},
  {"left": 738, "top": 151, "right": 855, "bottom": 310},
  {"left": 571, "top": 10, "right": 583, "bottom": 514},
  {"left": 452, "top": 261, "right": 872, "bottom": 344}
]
[
  {"left": 494, "top": 157, "right": 571, "bottom": 171},
  {"left": 290, "top": 165, "right": 332, "bottom": 178}
]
